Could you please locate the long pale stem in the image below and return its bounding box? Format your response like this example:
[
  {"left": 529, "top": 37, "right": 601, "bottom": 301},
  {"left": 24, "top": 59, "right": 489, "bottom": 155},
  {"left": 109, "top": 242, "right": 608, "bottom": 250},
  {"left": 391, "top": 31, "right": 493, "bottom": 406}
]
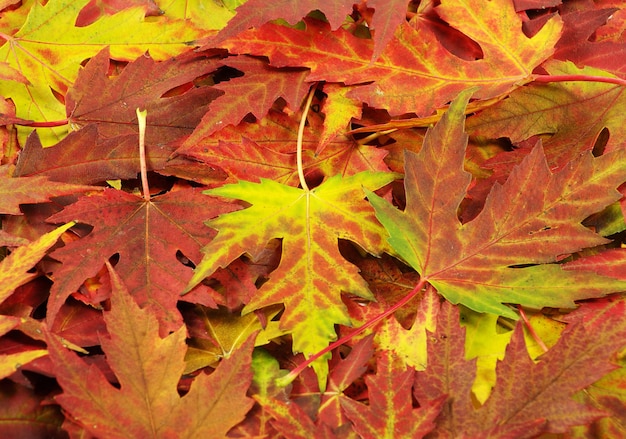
[
  {"left": 136, "top": 108, "right": 150, "bottom": 202},
  {"left": 297, "top": 86, "right": 317, "bottom": 191}
]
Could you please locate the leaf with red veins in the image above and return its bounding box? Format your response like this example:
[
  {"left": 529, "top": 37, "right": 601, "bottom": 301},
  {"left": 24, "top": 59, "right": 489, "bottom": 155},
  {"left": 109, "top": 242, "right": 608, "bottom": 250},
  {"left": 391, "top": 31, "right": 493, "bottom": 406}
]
[
  {"left": 413, "top": 300, "right": 478, "bottom": 437},
  {"left": 341, "top": 350, "right": 444, "bottom": 439},
  {"left": 0, "top": 164, "right": 100, "bottom": 215},
  {"left": 475, "top": 298, "right": 626, "bottom": 435},
  {"left": 47, "top": 264, "right": 254, "bottom": 439},
  {"left": 46, "top": 187, "right": 237, "bottom": 333},
  {"left": 221, "top": 0, "right": 562, "bottom": 115},
  {"left": 317, "top": 83, "right": 362, "bottom": 155},
  {"left": 563, "top": 248, "right": 626, "bottom": 281},
  {"left": 369, "top": 90, "right": 626, "bottom": 318},
  {"left": 180, "top": 109, "right": 390, "bottom": 186},
  {"left": 184, "top": 56, "right": 310, "bottom": 146}
]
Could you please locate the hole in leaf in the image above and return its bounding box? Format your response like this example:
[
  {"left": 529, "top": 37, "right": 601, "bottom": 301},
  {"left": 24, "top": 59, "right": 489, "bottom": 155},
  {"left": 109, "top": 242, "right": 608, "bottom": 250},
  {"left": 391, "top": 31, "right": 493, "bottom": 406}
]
[{"left": 592, "top": 127, "right": 610, "bottom": 157}]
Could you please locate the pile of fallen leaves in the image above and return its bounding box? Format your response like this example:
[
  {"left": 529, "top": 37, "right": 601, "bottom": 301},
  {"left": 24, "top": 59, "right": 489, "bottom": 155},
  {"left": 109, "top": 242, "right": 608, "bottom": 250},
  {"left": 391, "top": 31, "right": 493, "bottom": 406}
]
[{"left": 1, "top": 0, "right": 626, "bottom": 437}]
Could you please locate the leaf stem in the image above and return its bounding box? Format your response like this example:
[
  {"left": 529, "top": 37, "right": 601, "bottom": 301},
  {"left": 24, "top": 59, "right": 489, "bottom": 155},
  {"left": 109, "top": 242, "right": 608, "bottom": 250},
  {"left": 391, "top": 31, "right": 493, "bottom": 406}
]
[
  {"left": 136, "top": 108, "right": 150, "bottom": 202},
  {"left": 517, "top": 305, "right": 549, "bottom": 354},
  {"left": 297, "top": 85, "right": 317, "bottom": 191},
  {"left": 531, "top": 74, "right": 626, "bottom": 87},
  {"left": 278, "top": 278, "right": 429, "bottom": 387}
]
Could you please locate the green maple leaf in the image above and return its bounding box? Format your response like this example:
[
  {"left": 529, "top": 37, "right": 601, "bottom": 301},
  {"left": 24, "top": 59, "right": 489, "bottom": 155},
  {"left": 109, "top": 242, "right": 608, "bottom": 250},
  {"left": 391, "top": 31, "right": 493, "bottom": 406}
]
[
  {"left": 185, "top": 171, "right": 397, "bottom": 383},
  {"left": 367, "top": 89, "right": 626, "bottom": 318}
]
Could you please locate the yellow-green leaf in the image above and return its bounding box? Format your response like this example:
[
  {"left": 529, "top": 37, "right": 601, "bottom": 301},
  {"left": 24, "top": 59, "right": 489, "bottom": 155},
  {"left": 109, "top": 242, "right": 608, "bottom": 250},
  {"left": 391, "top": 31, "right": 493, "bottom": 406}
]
[
  {"left": 0, "top": 222, "right": 74, "bottom": 304},
  {"left": 186, "top": 171, "right": 397, "bottom": 384}
]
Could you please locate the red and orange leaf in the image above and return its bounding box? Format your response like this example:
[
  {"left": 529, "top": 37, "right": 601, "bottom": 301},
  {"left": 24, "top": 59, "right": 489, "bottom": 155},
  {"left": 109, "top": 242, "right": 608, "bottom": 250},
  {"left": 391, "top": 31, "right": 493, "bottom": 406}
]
[
  {"left": 47, "top": 264, "right": 254, "bottom": 438},
  {"left": 67, "top": 48, "right": 222, "bottom": 143},
  {"left": 563, "top": 248, "right": 626, "bottom": 280},
  {"left": 341, "top": 350, "right": 444, "bottom": 439},
  {"left": 208, "top": 0, "right": 356, "bottom": 45},
  {"left": 368, "top": 90, "right": 626, "bottom": 318},
  {"left": 46, "top": 187, "right": 236, "bottom": 332},
  {"left": 184, "top": 56, "right": 310, "bottom": 146},
  {"left": 14, "top": 126, "right": 176, "bottom": 185},
  {"left": 467, "top": 61, "right": 626, "bottom": 184},
  {"left": 180, "top": 108, "right": 389, "bottom": 186},
  {"left": 554, "top": 5, "right": 626, "bottom": 76},
  {"left": 318, "top": 335, "right": 374, "bottom": 429},
  {"left": 185, "top": 171, "right": 397, "bottom": 382},
  {"left": 474, "top": 297, "right": 626, "bottom": 435},
  {"left": 0, "top": 381, "right": 65, "bottom": 438},
  {"left": 220, "top": 0, "right": 561, "bottom": 115},
  {"left": 0, "top": 164, "right": 99, "bottom": 214}
]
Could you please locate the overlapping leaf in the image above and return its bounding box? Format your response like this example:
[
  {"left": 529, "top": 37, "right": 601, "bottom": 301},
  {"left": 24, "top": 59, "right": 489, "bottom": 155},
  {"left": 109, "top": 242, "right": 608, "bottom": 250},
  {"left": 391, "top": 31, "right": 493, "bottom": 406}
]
[
  {"left": 219, "top": 0, "right": 562, "bottom": 115},
  {"left": 0, "top": 0, "right": 203, "bottom": 144},
  {"left": 183, "top": 56, "right": 310, "bottom": 146},
  {"left": 0, "top": 164, "right": 99, "bottom": 214},
  {"left": 179, "top": 107, "right": 390, "bottom": 187},
  {"left": 467, "top": 61, "right": 626, "bottom": 183},
  {"left": 46, "top": 187, "right": 236, "bottom": 332},
  {"left": 185, "top": 171, "right": 397, "bottom": 382},
  {"left": 368, "top": 90, "right": 626, "bottom": 318},
  {"left": 47, "top": 264, "right": 254, "bottom": 438},
  {"left": 341, "top": 350, "right": 444, "bottom": 439}
]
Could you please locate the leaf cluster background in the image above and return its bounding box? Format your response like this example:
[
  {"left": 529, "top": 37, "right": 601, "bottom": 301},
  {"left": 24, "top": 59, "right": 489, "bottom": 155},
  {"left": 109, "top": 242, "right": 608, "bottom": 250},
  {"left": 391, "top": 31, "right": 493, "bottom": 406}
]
[{"left": 1, "top": 0, "right": 626, "bottom": 437}]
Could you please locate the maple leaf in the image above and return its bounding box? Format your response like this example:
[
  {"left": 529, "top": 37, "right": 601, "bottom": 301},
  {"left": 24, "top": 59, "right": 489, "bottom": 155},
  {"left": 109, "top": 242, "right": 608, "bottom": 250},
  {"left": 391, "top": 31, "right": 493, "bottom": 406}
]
[
  {"left": 209, "top": 0, "right": 409, "bottom": 63},
  {"left": 0, "top": 381, "right": 65, "bottom": 438},
  {"left": 47, "top": 263, "right": 255, "bottom": 438},
  {"left": 318, "top": 335, "right": 375, "bottom": 430},
  {"left": 46, "top": 187, "right": 236, "bottom": 333},
  {"left": 340, "top": 350, "right": 445, "bottom": 439},
  {"left": 183, "top": 55, "right": 310, "bottom": 146},
  {"left": 219, "top": 0, "right": 562, "bottom": 115},
  {"left": 316, "top": 83, "right": 362, "bottom": 155},
  {"left": 0, "top": 222, "right": 73, "bottom": 304},
  {"left": 553, "top": 5, "right": 626, "bottom": 76},
  {"left": 0, "top": 164, "right": 100, "bottom": 214},
  {"left": 183, "top": 304, "right": 287, "bottom": 373},
  {"left": 367, "top": 89, "right": 626, "bottom": 318},
  {"left": 184, "top": 171, "right": 397, "bottom": 382},
  {"left": 67, "top": 48, "right": 223, "bottom": 142},
  {"left": 413, "top": 294, "right": 626, "bottom": 437},
  {"left": 466, "top": 61, "right": 626, "bottom": 185},
  {"left": 0, "top": 0, "right": 203, "bottom": 144},
  {"left": 179, "top": 108, "right": 390, "bottom": 187}
]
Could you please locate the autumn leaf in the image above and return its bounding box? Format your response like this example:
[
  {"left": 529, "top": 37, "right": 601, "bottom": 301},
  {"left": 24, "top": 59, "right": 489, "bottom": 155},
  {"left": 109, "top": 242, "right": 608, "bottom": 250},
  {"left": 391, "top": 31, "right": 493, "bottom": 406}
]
[
  {"left": 0, "top": 0, "right": 203, "bottom": 144},
  {"left": 368, "top": 89, "right": 626, "bottom": 318},
  {"left": 0, "top": 164, "right": 100, "bottom": 214},
  {"left": 0, "top": 381, "right": 65, "bottom": 438},
  {"left": 185, "top": 171, "right": 397, "bottom": 382},
  {"left": 220, "top": 0, "right": 562, "bottom": 115},
  {"left": 183, "top": 56, "right": 310, "bottom": 146},
  {"left": 466, "top": 60, "right": 626, "bottom": 185},
  {"left": 0, "top": 222, "right": 74, "bottom": 304},
  {"left": 47, "top": 263, "right": 255, "bottom": 438},
  {"left": 340, "top": 350, "right": 444, "bottom": 439},
  {"left": 411, "top": 293, "right": 626, "bottom": 437},
  {"left": 46, "top": 187, "right": 236, "bottom": 332},
  {"left": 183, "top": 304, "right": 287, "bottom": 373},
  {"left": 179, "top": 107, "right": 390, "bottom": 187}
]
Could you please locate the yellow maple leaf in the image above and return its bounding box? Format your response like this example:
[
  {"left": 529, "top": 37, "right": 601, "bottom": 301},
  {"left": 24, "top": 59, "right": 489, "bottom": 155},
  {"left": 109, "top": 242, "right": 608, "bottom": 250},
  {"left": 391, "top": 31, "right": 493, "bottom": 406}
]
[{"left": 0, "top": 0, "right": 203, "bottom": 145}]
